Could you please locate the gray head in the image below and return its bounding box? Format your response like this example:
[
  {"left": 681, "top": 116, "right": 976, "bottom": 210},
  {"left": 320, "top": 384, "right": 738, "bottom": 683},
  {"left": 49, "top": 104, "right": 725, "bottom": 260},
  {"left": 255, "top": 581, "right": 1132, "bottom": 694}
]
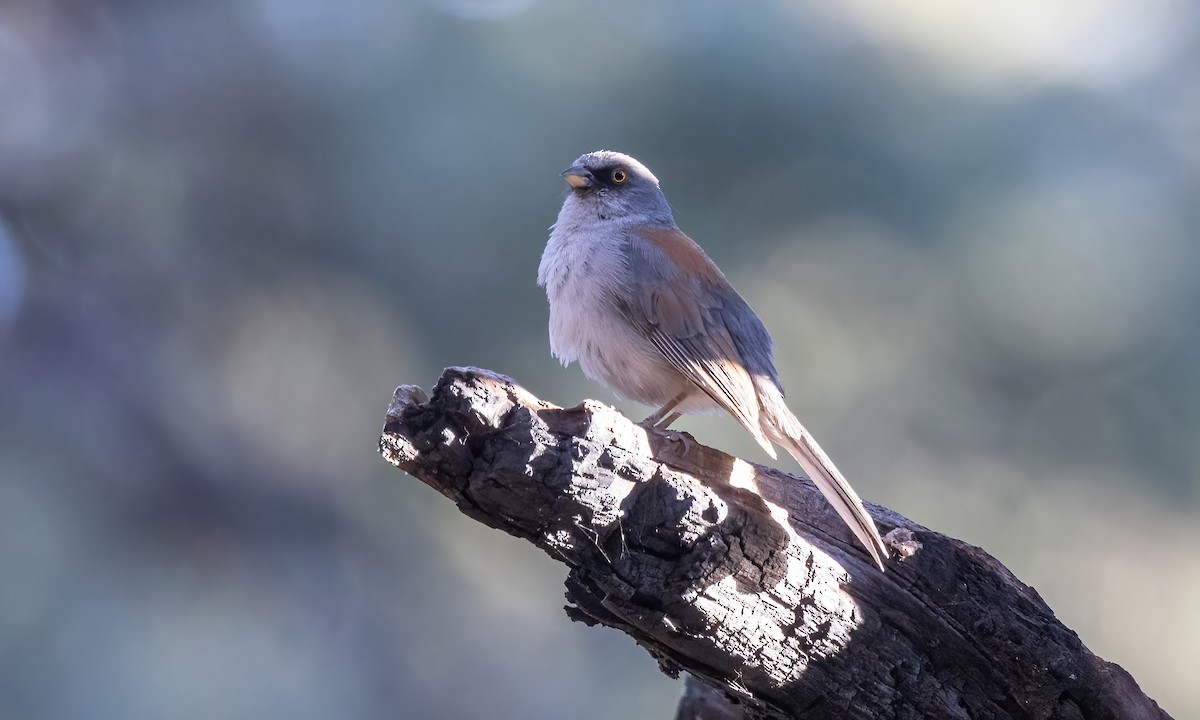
[{"left": 561, "top": 150, "right": 674, "bottom": 224}]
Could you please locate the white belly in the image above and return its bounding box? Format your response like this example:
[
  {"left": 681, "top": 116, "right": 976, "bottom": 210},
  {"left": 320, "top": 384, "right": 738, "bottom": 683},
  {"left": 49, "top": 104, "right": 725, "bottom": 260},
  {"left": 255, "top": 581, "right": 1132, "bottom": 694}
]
[{"left": 538, "top": 223, "right": 696, "bottom": 408}]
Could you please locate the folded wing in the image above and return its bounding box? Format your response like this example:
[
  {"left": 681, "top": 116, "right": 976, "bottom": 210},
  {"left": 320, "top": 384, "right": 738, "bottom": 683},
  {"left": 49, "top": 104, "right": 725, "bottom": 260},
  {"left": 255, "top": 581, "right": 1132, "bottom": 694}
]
[{"left": 617, "top": 226, "right": 776, "bottom": 457}]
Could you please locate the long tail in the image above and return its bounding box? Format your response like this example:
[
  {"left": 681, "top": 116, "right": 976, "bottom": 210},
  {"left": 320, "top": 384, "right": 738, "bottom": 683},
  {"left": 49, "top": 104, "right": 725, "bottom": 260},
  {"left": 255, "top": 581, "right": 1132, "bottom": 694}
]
[{"left": 756, "top": 388, "right": 888, "bottom": 570}]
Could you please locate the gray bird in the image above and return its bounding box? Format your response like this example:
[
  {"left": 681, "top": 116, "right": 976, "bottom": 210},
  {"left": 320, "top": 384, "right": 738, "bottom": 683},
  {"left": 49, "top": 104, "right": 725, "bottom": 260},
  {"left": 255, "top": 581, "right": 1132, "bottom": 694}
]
[{"left": 538, "top": 150, "right": 889, "bottom": 570}]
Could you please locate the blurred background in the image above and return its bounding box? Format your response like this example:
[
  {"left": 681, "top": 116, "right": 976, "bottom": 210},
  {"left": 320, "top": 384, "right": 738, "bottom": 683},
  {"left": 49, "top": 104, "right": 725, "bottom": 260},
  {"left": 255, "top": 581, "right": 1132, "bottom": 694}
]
[{"left": 1, "top": 0, "right": 1197, "bottom": 717}]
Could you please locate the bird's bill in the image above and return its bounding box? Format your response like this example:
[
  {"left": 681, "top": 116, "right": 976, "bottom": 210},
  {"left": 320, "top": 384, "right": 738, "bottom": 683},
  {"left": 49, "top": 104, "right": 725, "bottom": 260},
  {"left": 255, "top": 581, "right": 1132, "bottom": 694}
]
[{"left": 561, "top": 165, "right": 594, "bottom": 188}]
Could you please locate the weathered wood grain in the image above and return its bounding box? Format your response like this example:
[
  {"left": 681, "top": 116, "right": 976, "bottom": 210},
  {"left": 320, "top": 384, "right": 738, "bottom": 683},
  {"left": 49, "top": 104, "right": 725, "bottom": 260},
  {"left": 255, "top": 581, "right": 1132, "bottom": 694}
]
[{"left": 378, "top": 367, "right": 1169, "bottom": 720}]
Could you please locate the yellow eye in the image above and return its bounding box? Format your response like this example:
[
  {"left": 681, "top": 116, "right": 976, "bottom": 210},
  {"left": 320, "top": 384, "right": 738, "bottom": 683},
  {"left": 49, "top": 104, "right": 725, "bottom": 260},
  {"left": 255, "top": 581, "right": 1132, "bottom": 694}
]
[{"left": 612, "top": 168, "right": 627, "bottom": 184}]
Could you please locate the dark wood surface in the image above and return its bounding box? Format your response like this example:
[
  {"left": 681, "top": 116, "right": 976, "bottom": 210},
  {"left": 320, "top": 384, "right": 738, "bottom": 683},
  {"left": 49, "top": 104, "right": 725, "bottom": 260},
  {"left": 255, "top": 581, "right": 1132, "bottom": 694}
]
[{"left": 379, "top": 367, "right": 1169, "bottom": 720}]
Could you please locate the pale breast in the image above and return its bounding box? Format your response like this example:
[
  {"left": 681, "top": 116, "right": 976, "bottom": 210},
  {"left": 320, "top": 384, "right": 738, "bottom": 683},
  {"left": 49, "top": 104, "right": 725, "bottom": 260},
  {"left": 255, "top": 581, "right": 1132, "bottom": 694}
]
[{"left": 538, "top": 222, "right": 689, "bottom": 406}]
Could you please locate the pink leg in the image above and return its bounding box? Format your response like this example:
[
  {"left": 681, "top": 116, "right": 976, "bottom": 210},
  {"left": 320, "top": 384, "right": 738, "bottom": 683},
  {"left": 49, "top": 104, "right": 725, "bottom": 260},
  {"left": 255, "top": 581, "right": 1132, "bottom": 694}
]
[{"left": 640, "top": 391, "right": 689, "bottom": 428}]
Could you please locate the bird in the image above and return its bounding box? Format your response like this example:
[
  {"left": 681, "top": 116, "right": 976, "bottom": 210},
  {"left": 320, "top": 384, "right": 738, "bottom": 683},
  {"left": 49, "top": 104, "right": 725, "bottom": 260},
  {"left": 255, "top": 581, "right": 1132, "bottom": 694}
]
[{"left": 537, "top": 150, "right": 889, "bottom": 570}]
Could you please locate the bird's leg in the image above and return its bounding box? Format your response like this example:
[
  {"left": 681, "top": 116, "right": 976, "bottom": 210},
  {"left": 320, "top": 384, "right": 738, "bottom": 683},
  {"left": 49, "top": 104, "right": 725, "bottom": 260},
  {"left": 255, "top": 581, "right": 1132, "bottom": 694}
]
[
  {"left": 654, "top": 411, "right": 682, "bottom": 429},
  {"left": 639, "top": 391, "right": 689, "bottom": 428},
  {"left": 640, "top": 393, "right": 696, "bottom": 458}
]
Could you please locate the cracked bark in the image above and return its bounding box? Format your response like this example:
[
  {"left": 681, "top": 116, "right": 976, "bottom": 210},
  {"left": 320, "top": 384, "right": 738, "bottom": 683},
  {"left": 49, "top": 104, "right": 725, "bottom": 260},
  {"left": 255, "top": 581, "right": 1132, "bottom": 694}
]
[{"left": 378, "top": 367, "right": 1170, "bottom": 720}]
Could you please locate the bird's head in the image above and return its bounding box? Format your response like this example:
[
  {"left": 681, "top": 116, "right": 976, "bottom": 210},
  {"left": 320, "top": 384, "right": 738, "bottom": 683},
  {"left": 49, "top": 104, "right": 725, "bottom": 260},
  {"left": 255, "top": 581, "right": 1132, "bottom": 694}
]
[{"left": 560, "top": 150, "right": 673, "bottom": 223}]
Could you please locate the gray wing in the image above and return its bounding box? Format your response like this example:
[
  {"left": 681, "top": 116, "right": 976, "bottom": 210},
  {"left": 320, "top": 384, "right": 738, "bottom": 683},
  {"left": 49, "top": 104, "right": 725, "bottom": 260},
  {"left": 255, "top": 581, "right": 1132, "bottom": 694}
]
[{"left": 615, "top": 225, "right": 781, "bottom": 453}]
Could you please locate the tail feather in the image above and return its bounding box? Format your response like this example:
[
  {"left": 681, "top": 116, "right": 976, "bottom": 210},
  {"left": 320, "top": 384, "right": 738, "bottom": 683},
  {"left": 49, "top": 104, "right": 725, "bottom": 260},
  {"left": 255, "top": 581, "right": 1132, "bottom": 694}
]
[
  {"left": 752, "top": 389, "right": 888, "bottom": 570},
  {"left": 777, "top": 428, "right": 888, "bottom": 570},
  {"left": 747, "top": 423, "right": 778, "bottom": 460}
]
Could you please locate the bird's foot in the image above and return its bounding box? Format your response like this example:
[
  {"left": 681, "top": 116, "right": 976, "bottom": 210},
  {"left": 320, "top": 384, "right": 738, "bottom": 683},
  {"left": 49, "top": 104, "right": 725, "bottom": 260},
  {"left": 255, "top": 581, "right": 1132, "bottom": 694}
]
[{"left": 660, "top": 428, "right": 697, "bottom": 459}]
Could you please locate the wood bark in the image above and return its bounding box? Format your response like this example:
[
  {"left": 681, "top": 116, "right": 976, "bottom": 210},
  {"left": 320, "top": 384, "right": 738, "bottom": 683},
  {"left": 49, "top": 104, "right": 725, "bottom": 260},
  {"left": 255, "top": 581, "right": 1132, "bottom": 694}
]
[{"left": 378, "top": 367, "right": 1170, "bottom": 720}]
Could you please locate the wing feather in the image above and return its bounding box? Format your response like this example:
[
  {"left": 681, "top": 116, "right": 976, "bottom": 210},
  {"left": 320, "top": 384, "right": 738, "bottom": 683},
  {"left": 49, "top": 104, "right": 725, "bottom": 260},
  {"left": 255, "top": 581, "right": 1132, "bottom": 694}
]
[{"left": 618, "top": 226, "right": 775, "bottom": 455}]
